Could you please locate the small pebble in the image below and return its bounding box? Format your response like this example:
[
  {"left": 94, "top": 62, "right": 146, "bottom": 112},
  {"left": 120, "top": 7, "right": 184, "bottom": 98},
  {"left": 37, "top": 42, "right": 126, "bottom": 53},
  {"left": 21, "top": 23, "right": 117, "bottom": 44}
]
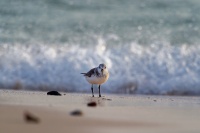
[
  {"left": 102, "top": 98, "right": 112, "bottom": 101},
  {"left": 47, "top": 91, "right": 61, "bottom": 96},
  {"left": 70, "top": 110, "right": 83, "bottom": 116},
  {"left": 87, "top": 102, "right": 97, "bottom": 107},
  {"left": 24, "top": 111, "right": 40, "bottom": 123}
]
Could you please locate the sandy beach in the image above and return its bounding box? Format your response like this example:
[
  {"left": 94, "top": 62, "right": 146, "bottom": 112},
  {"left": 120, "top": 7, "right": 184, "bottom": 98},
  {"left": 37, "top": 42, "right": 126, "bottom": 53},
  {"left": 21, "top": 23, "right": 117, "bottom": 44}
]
[{"left": 0, "top": 90, "right": 200, "bottom": 133}]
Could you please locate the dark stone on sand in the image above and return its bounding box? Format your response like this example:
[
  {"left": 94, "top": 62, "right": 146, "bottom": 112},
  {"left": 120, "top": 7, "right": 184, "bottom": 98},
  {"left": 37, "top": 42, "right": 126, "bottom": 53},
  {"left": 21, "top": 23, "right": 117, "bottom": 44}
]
[
  {"left": 87, "top": 102, "right": 97, "bottom": 107},
  {"left": 153, "top": 99, "right": 157, "bottom": 102},
  {"left": 70, "top": 110, "right": 83, "bottom": 116},
  {"left": 47, "top": 91, "right": 61, "bottom": 96},
  {"left": 24, "top": 111, "right": 40, "bottom": 123}
]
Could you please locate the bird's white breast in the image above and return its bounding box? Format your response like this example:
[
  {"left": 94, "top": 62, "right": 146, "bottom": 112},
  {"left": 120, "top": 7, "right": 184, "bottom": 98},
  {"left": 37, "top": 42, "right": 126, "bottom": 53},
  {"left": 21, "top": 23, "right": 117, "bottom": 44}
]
[{"left": 85, "top": 73, "right": 109, "bottom": 85}]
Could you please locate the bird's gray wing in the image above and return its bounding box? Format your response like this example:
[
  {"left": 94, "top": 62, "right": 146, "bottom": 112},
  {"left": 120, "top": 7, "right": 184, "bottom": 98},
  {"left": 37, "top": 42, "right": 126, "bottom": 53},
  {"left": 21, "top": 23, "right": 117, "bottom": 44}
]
[{"left": 80, "top": 68, "right": 96, "bottom": 77}]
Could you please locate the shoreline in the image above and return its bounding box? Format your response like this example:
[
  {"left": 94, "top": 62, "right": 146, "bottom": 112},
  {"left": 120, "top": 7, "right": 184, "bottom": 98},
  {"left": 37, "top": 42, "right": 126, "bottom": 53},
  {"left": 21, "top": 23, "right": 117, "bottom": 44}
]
[{"left": 0, "top": 90, "right": 200, "bottom": 133}]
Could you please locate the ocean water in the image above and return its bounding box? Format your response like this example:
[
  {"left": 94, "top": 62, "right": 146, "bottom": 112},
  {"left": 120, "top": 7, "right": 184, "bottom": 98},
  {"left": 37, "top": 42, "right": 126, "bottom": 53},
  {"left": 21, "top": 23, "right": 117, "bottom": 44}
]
[{"left": 1, "top": 0, "right": 200, "bottom": 95}]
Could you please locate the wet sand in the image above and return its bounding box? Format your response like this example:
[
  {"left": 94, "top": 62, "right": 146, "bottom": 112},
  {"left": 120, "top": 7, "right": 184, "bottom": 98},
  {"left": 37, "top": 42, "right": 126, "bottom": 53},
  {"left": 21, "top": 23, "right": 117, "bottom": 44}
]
[{"left": 0, "top": 90, "right": 200, "bottom": 133}]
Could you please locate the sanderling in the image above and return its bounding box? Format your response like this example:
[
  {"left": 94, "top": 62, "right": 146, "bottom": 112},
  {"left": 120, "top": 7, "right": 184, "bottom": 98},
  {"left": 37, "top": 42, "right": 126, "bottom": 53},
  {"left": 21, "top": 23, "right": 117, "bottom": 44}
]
[{"left": 81, "top": 63, "right": 109, "bottom": 97}]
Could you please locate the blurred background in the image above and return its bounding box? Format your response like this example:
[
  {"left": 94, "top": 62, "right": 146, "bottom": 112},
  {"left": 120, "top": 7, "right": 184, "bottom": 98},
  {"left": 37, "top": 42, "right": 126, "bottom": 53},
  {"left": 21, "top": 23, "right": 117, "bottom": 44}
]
[{"left": 1, "top": 0, "right": 200, "bottom": 95}]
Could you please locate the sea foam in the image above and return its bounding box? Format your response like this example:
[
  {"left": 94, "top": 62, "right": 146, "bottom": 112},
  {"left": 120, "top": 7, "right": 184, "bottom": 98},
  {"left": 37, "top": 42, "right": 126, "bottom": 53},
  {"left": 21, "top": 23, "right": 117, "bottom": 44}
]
[{"left": 1, "top": 39, "right": 200, "bottom": 95}]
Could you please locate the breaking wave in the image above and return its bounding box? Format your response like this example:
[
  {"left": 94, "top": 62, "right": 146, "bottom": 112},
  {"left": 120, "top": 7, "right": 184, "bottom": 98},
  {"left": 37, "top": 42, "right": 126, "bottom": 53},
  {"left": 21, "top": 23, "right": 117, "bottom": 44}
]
[{"left": 1, "top": 39, "right": 200, "bottom": 95}]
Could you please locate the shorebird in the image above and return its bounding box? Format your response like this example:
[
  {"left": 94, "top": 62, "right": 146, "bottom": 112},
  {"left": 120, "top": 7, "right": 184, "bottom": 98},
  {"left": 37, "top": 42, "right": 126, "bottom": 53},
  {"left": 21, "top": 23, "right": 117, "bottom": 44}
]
[{"left": 81, "top": 63, "right": 109, "bottom": 97}]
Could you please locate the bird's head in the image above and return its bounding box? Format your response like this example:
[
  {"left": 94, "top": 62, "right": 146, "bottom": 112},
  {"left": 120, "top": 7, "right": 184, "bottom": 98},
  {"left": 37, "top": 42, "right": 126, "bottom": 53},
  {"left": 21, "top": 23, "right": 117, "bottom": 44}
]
[{"left": 97, "top": 63, "right": 108, "bottom": 74}]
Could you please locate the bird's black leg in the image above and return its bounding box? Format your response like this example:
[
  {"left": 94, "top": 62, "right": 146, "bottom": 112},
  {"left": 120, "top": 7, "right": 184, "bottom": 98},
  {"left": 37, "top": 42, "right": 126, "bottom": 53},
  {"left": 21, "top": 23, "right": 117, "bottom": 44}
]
[
  {"left": 91, "top": 84, "right": 94, "bottom": 97},
  {"left": 98, "top": 85, "right": 101, "bottom": 97}
]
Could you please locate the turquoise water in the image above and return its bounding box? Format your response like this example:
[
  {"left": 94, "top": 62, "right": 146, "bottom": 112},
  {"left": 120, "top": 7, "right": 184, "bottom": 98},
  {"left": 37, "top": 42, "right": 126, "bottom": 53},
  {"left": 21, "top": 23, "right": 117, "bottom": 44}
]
[{"left": 1, "top": 0, "right": 200, "bottom": 95}]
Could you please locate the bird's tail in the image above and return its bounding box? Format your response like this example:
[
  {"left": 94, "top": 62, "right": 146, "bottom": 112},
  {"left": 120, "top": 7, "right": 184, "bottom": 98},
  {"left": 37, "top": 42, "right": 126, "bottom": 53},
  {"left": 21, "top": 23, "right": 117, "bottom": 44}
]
[{"left": 80, "top": 73, "right": 86, "bottom": 74}]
